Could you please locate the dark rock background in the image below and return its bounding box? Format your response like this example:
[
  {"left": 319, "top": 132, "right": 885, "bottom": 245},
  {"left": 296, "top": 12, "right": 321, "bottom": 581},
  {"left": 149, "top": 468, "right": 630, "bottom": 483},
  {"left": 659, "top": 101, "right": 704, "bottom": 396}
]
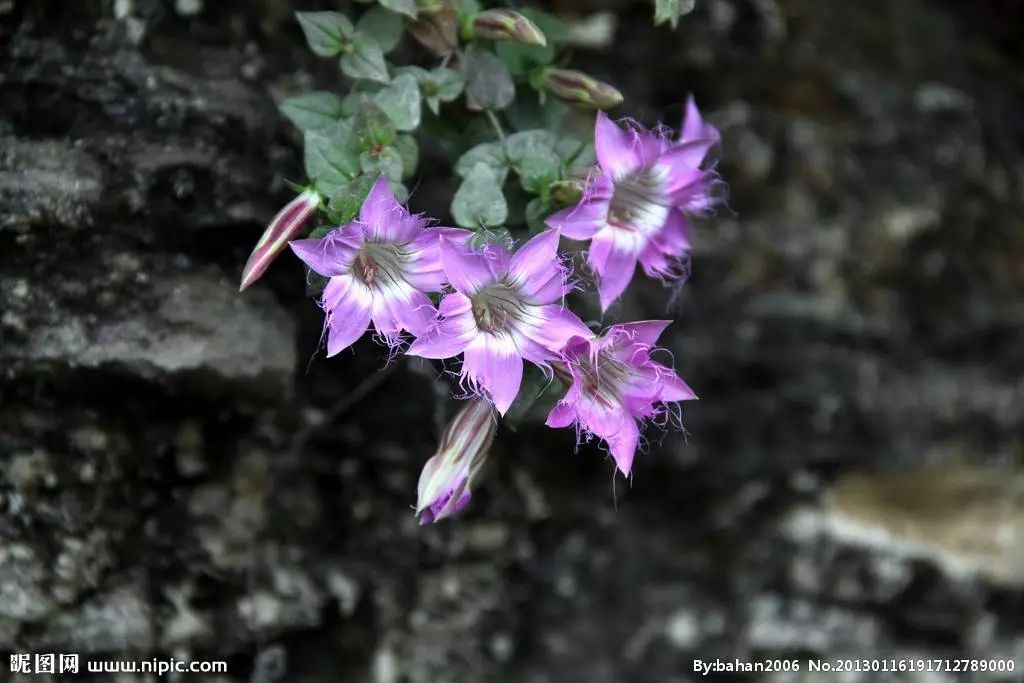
[{"left": 1, "top": 0, "right": 1022, "bottom": 681}]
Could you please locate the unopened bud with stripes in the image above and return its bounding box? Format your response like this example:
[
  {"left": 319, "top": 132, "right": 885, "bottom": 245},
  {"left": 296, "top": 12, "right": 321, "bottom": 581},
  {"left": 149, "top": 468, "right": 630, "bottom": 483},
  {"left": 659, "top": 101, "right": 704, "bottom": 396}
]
[
  {"left": 471, "top": 9, "right": 546, "bottom": 47},
  {"left": 537, "top": 68, "right": 623, "bottom": 110},
  {"left": 239, "top": 188, "right": 321, "bottom": 291},
  {"left": 416, "top": 398, "right": 497, "bottom": 524}
]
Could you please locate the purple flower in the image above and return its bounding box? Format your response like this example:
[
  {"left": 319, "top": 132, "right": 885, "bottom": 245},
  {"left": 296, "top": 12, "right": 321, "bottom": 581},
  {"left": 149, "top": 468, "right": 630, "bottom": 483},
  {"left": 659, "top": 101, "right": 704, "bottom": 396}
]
[
  {"left": 416, "top": 397, "right": 497, "bottom": 524},
  {"left": 407, "top": 229, "right": 592, "bottom": 415},
  {"left": 289, "top": 176, "right": 450, "bottom": 355},
  {"left": 240, "top": 188, "right": 321, "bottom": 291},
  {"left": 546, "top": 96, "right": 721, "bottom": 311},
  {"left": 546, "top": 320, "right": 696, "bottom": 476}
]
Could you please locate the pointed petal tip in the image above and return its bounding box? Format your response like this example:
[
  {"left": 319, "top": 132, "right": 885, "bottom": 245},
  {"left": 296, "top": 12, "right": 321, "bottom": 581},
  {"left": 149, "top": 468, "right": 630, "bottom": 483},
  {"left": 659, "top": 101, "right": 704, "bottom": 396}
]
[
  {"left": 238, "top": 256, "right": 264, "bottom": 292},
  {"left": 238, "top": 268, "right": 254, "bottom": 292},
  {"left": 597, "top": 291, "right": 617, "bottom": 315}
]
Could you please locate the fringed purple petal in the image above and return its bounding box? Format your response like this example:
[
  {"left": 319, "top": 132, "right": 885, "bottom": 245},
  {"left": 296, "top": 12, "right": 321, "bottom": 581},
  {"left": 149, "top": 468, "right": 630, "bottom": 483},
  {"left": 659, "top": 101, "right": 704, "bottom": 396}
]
[
  {"left": 358, "top": 176, "right": 425, "bottom": 243},
  {"left": 650, "top": 365, "right": 698, "bottom": 402},
  {"left": 407, "top": 293, "right": 478, "bottom": 360},
  {"left": 635, "top": 127, "right": 672, "bottom": 169},
  {"left": 608, "top": 320, "right": 672, "bottom": 352},
  {"left": 289, "top": 226, "right": 363, "bottom": 277},
  {"left": 512, "top": 305, "right": 593, "bottom": 361},
  {"left": 661, "top": 138, "right": 718, "bottom": 171},
  {"left": 507, "top": 229, "right": 571, "bottom": 304},
  {"left": 321, "top": 274, "right": 373, "bottom": 356},
  {"left": 602, "top": 411, "right": 640, "bottom": 476},
  {"left": 681, "top": 94, "right": 720, "bottom": 146},
  {"left": 588, "top": 229, "right": 642, "bottom": 312},
  {"left": 595, "top": 111, "right": 642, "bottom": 180},
  {"left": 462, "top": 332, "right": 523, "bottom": 415},
  {"left": 545, "top": 173, "right": 613, "bottom": 240},
  {"left": 652, "top": 154, "right": 710, "bottom": 207},
  {"left": 638, "top": 209, "right": 691, "bottom": 281},
  {"left": 370, "top": 281, "right": 437, "bottom": 343},
  {"left": 440, "top": 236, "right": 509, "bottom": 296},
  {"left": 570, "top": 395, "right": 642, "bottom": 476},
  {"left": 545, "top": 401, "right": 577, "bottom": 428},
  {"left": 404, "top": 228, "right": 472, "bottom": 292}
]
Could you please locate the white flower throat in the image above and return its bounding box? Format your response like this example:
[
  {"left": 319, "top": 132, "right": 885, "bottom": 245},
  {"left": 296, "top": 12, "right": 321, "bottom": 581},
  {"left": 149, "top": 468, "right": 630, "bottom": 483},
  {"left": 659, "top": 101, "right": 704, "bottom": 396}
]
[{"left": 607, "top": 166, "right": 670, "bottom": 234}]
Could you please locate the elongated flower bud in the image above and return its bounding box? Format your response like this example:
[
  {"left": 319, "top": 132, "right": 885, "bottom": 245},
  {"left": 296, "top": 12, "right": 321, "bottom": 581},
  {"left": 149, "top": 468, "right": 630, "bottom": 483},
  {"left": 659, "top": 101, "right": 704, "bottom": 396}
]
[
  {"left": 416, "top": 398, "right": 497, "bottom": 524},
  {"left": 239, "top": 188, "right": 321, "bottom": 291},
  {"left": 471, "top": 9, "right": 546, "bottom": 46},
  {"left": 538, "top": 69, "right": 623, "bottom": 110}
]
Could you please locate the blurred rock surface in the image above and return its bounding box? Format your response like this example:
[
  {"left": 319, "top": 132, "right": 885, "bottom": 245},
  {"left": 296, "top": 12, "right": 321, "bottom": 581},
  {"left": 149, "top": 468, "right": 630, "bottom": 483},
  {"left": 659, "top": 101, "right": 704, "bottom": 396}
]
[{"left": 1, "top": 0, "right": 1022, "bottom": 681}]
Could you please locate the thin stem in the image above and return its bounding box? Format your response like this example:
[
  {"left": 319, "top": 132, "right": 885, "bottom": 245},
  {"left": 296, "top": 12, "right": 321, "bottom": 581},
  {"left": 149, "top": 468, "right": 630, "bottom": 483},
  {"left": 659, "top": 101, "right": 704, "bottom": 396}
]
[
  {"left": 286, "top": 363, "right": 397, "bottom": 461},
  {"left": 485, "top": 109, "right": 506, "bottom": 142}
]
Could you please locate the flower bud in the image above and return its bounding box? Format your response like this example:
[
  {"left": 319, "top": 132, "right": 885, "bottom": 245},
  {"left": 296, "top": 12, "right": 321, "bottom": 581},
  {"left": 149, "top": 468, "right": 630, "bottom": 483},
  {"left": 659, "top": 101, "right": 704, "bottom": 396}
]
[
  {"left": 239, "top": 188, "right": 321, "bottom": 291},
  {"left": 548, "top": 179, "right": 585, "bottom": 208},
  {"left": 537, "top": 69, "right": 623, "bottom": 110},
  {"left": 416, "top": 398, "right": 497, "bottom": 524},
  {"left": 471, "top": 9, "right": 546, "bottom": 47}
]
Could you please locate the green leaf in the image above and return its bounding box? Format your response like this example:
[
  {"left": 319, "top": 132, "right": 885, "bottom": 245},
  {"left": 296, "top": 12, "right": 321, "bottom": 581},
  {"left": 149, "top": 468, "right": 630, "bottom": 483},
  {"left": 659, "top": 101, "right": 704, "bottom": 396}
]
[
  {"left": 494, "top": 10, "right": 566, "bottom": 76},
  {"left": 393, "top": 135, "right": 419, "bottom": 179},
  {"left": 341, "top": 92, "right": 364, "bottom": 118},
  {"left": 394, "top": 65, "right": 429, "bottom": 82},
  {"left": 505, "top": 95, "right": 568, "bottom": 132},
  {"left": 352, "top": 100, "right": 397, "bottom": 149},
  {"left": 516, "top": 154, "right": 560, "bottom": 194},
  {"left": 461, "top": 47, "right": 515, "bottom": 111},
  {"left": 392, "top": 181, "right": 409, "bottom": 202},
  {"left": 404, "top": 66, "right": 463, "bottom": 115},
  {"left": 356, "top": 6, "right": 404, "bottom": 53},
  {"left": 525, "top": 197, "right": 550, "bottom": 233},
  {"left": 654, "top": 0, "right": 696, "bottom": 29},
  {"left": 279, "top": 92, "right": 347, "bottom": 132},
  {"left": 341, "top": 33, "right": 390, "bottom": 83},
  {"left": 326, "top": 174, "right": 377, "bottom": 224},
  {"left": 451, "top": 163, "right": 507, "bottom": 228},
  {"left": 304, "top": 121, "right": 360, "bottom": 195},
  {"left": 505, "top": 130, "right": 561, "bottom": 192},
  {"left": 426, "top": 67, "right": 464, "bottom": 114},
  {"left": 308, "top": 225, "right": 335, "bottom": 240},
  {"left": 360, "top": 147, "right": 404, "bottom": 182},
  {"left": 505, "top": 129, "right": 558, "bottom": 163},
  {"left": 378, "top": 0, "right": 418, "bottom": 19},
  {"left": 455, "top": 141, "right": 508, "bottom": 181},
  {"left": 373, "top": 73, "right": 421, "bottom": 131},
  {"left": 296, "top": 11, "right": 354, "bottom": 57}
]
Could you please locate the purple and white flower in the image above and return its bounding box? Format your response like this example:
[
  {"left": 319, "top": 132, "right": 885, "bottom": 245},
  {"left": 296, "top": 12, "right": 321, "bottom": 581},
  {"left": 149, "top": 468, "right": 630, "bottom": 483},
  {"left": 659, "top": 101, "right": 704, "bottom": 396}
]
[
  {"left": 416, "top": 397, "right": 497, "bottom": 524},
  {"left": 289, "top": 176, "right": 451, "bottom": 355},
  {"left": 546, "top": 96, "right": 721, "bottom": 311},
  {"left": 547, "top": 320, "right": 696, "bottom": 475},
  {"left": 408, "top": 229, "right": 592, "bottom": 415}
]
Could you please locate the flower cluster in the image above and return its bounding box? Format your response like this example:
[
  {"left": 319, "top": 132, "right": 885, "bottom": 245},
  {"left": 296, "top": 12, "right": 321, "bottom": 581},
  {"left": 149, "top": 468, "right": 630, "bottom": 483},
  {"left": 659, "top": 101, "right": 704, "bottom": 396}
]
[{"left": 247, "top": 98, "right": 721, "bottom": 523}]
